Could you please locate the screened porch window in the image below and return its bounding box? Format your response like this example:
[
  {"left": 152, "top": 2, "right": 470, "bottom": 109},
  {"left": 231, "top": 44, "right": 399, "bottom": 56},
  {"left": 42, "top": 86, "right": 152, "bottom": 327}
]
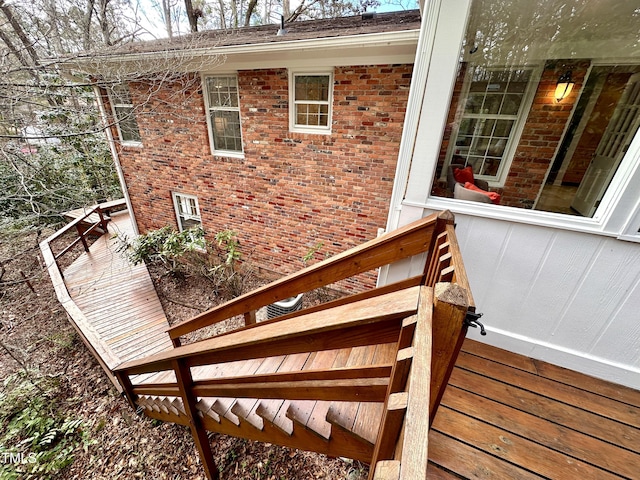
[{"left": 431, "top": 0, "right": 640, "bottom": 228}]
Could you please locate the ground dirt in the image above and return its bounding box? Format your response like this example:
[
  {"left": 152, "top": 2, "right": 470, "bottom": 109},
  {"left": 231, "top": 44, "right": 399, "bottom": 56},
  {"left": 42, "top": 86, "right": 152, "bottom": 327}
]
[{"left": 0, "top": 228, "right": 368, "bottom": 479}]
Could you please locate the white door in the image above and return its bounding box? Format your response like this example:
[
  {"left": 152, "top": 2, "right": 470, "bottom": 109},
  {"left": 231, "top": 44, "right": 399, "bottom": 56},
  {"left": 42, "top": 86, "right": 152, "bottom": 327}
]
[{"left": 572, "top": 73, "right": 640, "bottom": 217}]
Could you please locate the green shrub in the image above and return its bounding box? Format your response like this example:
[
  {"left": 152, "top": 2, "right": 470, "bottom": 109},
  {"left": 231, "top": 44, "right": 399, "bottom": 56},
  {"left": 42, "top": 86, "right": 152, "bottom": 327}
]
[{"left": 0, "top": 371, "right": 93, "bottom": 479}]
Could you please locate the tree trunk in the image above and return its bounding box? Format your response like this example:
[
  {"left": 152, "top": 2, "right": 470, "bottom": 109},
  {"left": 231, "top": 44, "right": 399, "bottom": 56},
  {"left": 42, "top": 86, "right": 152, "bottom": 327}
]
[
  {"left": 83, "top": 0, "right": 97, "bottom": 50},
  {"left": 0, "top": 0, "right": 41, "bottom": 65},
  {"left": 162, "top": 0, "right": 173, "bottom": 38},
  {"left": 244, "top": 0, "right": 259, "bottom": 26},
  {"left": 184, "top": 0, "right": 198, "bottom": 33},
  {"left": 97, "top": 0, "right": 112, "bottom": 46}
]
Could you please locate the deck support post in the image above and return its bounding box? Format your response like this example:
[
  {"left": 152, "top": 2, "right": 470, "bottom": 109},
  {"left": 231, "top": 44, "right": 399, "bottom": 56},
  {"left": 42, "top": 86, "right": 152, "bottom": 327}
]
[
  {"left": 173, "top": 359, "right": 219, "bottom": 480},
  {"left": 429, "top": 282, "right": 469, "bottom": 425},
  {"left": 115, "top": 371, "right": 137, "bottom": 410}
]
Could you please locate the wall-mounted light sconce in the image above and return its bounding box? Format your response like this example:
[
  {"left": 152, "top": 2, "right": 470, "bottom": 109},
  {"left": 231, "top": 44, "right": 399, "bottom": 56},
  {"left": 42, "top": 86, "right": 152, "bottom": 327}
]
[{"left": 555, "top": 71, "right": 575, "bottom": 102}]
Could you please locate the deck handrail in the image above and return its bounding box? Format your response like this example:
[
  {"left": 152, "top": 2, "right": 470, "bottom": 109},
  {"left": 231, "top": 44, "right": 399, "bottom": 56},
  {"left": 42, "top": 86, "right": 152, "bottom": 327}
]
[
  {"left": 108, "top": 210, "right": 473, "bottom": 480},
  {"left": 39, "top": 199, "right": 128, "bottom": 385},
  {"left": 167, "top": 211, "right": 455, "bottom": 345},
  {"left": 41, "top": 198, "right": 126, "bottom": 272},
  {"left": 115, "top": 286, "right": 421, "bottom": 376}
]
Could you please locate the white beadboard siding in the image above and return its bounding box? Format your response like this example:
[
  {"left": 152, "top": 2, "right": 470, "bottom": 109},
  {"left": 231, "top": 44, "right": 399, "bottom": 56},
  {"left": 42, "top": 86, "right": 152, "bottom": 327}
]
[{"left": 386, "top": 205, "right": 640, "bottom": 389}]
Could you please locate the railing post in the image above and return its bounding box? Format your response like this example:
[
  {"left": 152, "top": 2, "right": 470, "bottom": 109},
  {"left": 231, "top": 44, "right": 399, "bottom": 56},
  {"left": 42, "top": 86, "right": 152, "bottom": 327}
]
[
  {"left": 173, "top": 359, "right": 219, "bottom": 480},
  {"left": 97, "top": 206, "right": 109, "bottom": 232},
  {"left": 75, "top": 224, "right": 90, "bottom": 252},
  {"left": 429, "top": 282, "right": 469, "bottom": 425}
]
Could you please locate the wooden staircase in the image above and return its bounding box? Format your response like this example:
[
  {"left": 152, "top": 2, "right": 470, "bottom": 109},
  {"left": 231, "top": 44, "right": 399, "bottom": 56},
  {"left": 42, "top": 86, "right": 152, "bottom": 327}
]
[{"left": 114, "top": 211, "right": 476, "bottom": 480}]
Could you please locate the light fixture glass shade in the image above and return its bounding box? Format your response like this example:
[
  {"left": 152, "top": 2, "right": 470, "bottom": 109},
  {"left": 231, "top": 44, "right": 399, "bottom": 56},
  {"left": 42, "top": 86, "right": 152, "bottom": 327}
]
[{"left": 555, "top": 71, "right": 575, "bottom": 102}]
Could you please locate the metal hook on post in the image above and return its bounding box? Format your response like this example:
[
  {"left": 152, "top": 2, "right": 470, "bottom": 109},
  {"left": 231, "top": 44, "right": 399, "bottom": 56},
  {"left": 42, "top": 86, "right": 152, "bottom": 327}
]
[{"left": 464, "top": 311, "right": 486, "bottom": 336}]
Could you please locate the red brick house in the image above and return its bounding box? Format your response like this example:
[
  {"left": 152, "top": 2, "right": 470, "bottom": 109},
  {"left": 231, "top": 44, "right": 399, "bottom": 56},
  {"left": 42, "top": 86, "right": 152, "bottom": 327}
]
[
  {"left": 87, "top": 11, "right": 420, "bottom": 287},
  {"left": 70, "top": 0, "right": 640, "bottom": 390}
]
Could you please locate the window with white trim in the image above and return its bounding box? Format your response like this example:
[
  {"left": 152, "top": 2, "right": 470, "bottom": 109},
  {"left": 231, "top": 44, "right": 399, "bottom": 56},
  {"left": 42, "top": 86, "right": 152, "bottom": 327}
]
[
  {"left": 289, "top": 72, "right": 333, "bottom": 133},
  {"left": 204, "top": 75, "right": 243, "bottom": 154},
  {"left": 448, "top": 66, "right": 536, "bottom": 183},
  {"left": 172, "top": 192, "right": 202, "bottom": 231},
  {"left": 108, "top": 84, "right": 141, "bottom": 145}
]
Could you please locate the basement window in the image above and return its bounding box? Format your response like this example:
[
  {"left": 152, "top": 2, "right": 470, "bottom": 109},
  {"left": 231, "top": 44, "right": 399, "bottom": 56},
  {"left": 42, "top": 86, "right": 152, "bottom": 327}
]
[
  {"left": 172, "top": 192, "right": 202, "bottom": 232},
  {"left": 289, "top": 71, "right": 333, "bottom": 134},
  {"left": 108, "top": 84, "right": 141, "bottom": 145},
  {"left": 204, "top": 75, "right": 244, "bottom": 155}
]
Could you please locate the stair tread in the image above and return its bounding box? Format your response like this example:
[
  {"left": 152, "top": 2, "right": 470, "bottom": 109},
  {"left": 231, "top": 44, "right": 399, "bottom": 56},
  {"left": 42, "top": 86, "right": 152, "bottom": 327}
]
[
  {"left": 242, "top": 352, "right": 311, "bottom": 433},
  {"left": 326, "top": 345, "right": 379, "bottom": 432},
  {"left": 286, "top": 349, "right": 344, "bottom": 426},
  {"left": 352, "top": 343, "right": 397, "bottom": 444},
  {"left": 210, "top": 356, "right": 270, "bottom": 424},
  {"left": 231, "top": 355, "right": 287, "bottom": 428},
  {"left": 258, "top": 399, "right": 294, "bottom": 435}
]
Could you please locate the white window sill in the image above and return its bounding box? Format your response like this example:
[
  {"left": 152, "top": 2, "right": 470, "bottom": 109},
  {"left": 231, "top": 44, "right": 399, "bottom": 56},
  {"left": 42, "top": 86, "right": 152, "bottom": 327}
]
[
  {"left": 413, "top": 196, "right": 631, "bottom": 240},
  {"left": 212, "top": 150, "right": 245, "bottom": 159},
  {"left": 289, "top": 126, "right": 332, "bottom": 135},
  {"left": 121, "top": 141, "right": 143, "bottom": 148}
]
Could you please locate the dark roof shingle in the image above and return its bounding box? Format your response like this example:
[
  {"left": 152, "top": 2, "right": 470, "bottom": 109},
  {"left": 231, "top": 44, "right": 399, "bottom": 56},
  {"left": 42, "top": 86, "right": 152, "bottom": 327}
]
[{"left": 91, "top": 10, "right": 421, "bottom": 57}]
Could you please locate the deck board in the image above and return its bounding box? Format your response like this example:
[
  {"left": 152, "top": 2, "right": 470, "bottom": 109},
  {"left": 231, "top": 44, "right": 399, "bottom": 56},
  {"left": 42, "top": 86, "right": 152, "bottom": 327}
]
[
  {"left": 429, "top": 339, "right": 640, "bottom": 479},
  {"left": 62, "top": 211, "right": 173, "bottom": 369}
]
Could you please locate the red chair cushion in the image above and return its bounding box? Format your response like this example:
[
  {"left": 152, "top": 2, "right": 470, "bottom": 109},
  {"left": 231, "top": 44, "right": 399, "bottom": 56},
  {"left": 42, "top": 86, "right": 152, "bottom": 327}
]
[
  {"left": 453, "top": 166, "right": 475, "bottom": 184},
  {"left": 463, "top": 182, "right": 501, "bottom": 204}
]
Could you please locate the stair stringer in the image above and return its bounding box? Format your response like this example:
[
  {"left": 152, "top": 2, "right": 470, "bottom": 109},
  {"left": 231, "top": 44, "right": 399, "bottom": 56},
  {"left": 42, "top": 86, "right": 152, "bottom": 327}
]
[
  {"left": 137, "top": 393, "right": 375, "bottom": 462},
  {"left": 200, "top": 405, "right": 375, "bottom": 462}
]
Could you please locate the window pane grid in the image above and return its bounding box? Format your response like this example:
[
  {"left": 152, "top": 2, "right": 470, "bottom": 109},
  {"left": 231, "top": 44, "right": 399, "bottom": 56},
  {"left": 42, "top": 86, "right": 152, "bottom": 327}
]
[
  {"left": 110, "top": 85, "right": 141, "bottom": 143},
  {"left": 174, "top": 193, "right": 202, "bottom": 232},
  {"left": 453, "top": 67, "right": 531, "bottom": 179},
  {"left": 206, "top": 76, "right": 242, "bottom": 153},
  {"left": 293, "top": 74, "right": 331, "bottom": 129}
]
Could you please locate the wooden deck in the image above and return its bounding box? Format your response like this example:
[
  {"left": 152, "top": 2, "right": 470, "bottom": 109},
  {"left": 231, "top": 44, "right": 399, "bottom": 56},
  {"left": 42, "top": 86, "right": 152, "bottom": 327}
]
[
  {"left": 61, "top": 210, "right": 173, "bottom": 370},
  {"left": 44, "top": 210, "right": 639, "bottom": 478},
  {"left": 431, "top": 339, "right": 640, "bottom": 479}
]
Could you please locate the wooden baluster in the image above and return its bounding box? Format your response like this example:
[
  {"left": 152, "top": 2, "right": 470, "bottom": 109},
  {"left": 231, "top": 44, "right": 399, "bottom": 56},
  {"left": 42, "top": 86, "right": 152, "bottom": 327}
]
[
  {"left": 173, "top": 359, "right": 219, "bottom": 480},
  {"left": 244, "top": 310, "right": 257, "bottom": 326},
  {"left": 75, "top": 224, "right": 90, "bottom": 252}
]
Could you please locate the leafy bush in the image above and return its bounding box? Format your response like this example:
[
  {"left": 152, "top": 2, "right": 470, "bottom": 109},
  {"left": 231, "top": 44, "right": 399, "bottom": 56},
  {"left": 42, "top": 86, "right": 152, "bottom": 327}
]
[
  {"left": 119, "top": 227, "right": 250, "bottom": 297},
  {"left": 0, "top": 371, "right": 93, "bottom": 479},
  {"left": 120, "top": 226, "right": 206, "bottom": 273}
]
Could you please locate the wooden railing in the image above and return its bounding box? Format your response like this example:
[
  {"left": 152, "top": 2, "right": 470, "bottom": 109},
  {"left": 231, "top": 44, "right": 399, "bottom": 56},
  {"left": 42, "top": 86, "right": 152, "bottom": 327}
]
[
  {"left": 167, "top": 211, "right": 463, "bottom": 346},
  {"left": 114, "top": 211, "right": 475, "bottom": 480},
  {"left": 41, "top": 199, "right": 126, "bottom": 275},
  {"left": 39, "top": 199, "right": 127, "bottom": 387}
]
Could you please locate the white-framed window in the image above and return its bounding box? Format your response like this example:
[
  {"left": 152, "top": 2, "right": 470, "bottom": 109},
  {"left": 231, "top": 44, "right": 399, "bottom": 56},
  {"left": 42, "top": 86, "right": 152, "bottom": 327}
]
[
  {"left": 108, "top": 84, "right": 142, "bottom": 145},
  {"left": 289, "top": 71, "right": 333, "bottom": 134},
  {"left": 172, "top": 192, "right": 202, "bottom": 231},
  {"left": 446, "top": 66, "right": 538, "bottom": 186},
  {"left": 400, "top": 0, "right": 640, "bottom": 243},
  {"left": 204, "top": 75, "right": 243, "bottom": 155}
]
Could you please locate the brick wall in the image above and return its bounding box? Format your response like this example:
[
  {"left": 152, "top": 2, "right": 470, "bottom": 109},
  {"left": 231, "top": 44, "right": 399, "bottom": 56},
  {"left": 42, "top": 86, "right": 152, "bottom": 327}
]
[
  {"left": 501, "top": 60, "right": 589, "bottom": 208},
  {"left": 110, "top": 65, "right": 412, "bottom": 291}
]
